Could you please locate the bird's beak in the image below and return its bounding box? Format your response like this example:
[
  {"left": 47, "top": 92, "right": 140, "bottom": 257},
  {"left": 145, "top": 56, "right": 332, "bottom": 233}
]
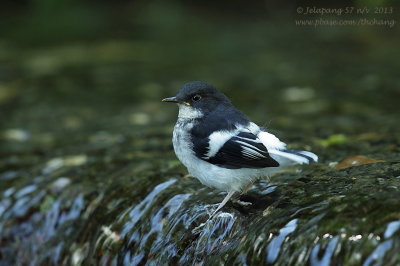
[
  {"left": 162, "top": 97, "right": 191, "bottom": 106},
  {"left": 162, "top": 96, "right": 178, "bottom": 103}
]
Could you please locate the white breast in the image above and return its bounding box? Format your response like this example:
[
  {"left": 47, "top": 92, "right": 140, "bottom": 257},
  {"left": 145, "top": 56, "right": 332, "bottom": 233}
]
[
  {"left": 177, "top": 104, "right": 203, "bottom": 119},
  {"left": 172, "top": 119, "right": 196, "bottom": 169}
]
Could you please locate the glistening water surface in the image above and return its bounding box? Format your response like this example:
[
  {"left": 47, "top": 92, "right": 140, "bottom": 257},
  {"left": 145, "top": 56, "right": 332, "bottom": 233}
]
[{"left": 1, "top": 1, "right": 400, "bottom": 265}]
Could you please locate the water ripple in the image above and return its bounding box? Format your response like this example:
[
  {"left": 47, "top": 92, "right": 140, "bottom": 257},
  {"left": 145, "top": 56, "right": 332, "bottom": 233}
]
[
  {"left": 265, "top": 218, "right": 298, "bottom": 264},
  {"left": 363, "top": 240, "right": 393, "bottom": 266},
  {"left": 384, "top": 221, "right": 400, "bottom": 239},
  {"left": 310, "top": 236, "right": 340, "bottom": 266},
  {"left": 120, "top": 179, "right": 177, "bottom": 237}
]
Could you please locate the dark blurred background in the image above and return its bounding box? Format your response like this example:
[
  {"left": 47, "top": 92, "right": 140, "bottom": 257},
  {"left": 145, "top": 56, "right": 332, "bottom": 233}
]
[{"left": 0, "top": 0, "right": 399, "bottom": 158}]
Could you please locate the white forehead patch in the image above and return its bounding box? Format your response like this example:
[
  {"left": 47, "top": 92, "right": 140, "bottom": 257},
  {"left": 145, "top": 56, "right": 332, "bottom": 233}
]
[{"left": 178, "top": 104, "right": 203, "bottom": 119}]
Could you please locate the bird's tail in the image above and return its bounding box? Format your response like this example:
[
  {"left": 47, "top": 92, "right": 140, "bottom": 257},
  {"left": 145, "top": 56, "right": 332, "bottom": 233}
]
[{"left": 268, "top": 149, "right": 318, "bottom": 166}]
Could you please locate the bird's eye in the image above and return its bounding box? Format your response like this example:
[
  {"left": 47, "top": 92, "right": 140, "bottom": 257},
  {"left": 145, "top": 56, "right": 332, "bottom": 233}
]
[{"left": 192, "top": 94, "right": 202, "bottom": 102}]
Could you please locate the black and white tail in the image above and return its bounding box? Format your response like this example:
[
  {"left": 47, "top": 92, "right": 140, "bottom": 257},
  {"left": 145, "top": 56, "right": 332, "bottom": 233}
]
[
  {"left": 257, "top": 131, "right": 318, "bottom": 166},
  {"left": 268, "top": 149, "right": 318, "bottom": 166}
]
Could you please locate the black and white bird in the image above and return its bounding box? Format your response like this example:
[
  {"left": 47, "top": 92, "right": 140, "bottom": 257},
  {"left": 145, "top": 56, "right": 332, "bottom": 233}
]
[{"left": 163, "top": 81, "right": 317, "bottom": 214}]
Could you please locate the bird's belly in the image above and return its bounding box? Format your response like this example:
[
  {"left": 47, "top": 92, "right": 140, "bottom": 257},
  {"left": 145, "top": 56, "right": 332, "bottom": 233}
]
[{"left": 190, "top": 163, "right": 270, "bottom": 192}]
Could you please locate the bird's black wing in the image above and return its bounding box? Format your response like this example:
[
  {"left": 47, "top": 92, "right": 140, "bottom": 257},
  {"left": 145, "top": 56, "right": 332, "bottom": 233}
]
[
  {"left": 190, "top": 104, "right": 279, "bottom": 169},
  {"left": 192, "top": 129, "right": 280, "bottom": 169}
]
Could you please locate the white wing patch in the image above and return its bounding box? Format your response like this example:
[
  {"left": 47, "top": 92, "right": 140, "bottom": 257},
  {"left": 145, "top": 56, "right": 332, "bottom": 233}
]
[
  {"left": 204, "top": 127, "right": 270, "bottom": 161},
  {"left": 204, "top": 130, "right": 237, "bottom": 158}
]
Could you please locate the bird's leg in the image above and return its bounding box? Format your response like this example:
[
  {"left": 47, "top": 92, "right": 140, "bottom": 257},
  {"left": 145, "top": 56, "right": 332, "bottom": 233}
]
[
  {"left": 192, "top": 190, "right": 236, "bottom": 234},
  {"left": 231, "top": 182, "right": 254, "bottom": 207},
  {"left": 182, "top": 174, "right": 192, "bottom": 179},
  {"left": 210, "top": 190, "right": 236, "bottom": 217}
]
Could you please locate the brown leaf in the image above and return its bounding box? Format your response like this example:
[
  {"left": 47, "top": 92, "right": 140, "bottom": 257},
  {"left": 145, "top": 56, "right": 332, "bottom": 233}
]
[{"left": 334, "top": 155, "right": 385, "bottom": 170}]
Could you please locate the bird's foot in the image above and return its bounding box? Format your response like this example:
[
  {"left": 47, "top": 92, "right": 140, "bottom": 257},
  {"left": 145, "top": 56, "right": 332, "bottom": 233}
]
[
  {"left": 192, "top": 191, "right": 236, "bottom": 234},
  {"left": 192, "top": 221, "right": 207, "bottom": 234},
  {"left": 190, "top": 204, "right": 217, "bottom": 234},
  {"left": 191, "top": 212, "right": 234, "bottom": 234},
  {"left": 232, "top": 199, "right": 252, "bottom": 207}
]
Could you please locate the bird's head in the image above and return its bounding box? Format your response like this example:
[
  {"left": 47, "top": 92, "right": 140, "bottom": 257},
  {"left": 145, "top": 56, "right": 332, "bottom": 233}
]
[{"left": 162, "top": 81, "right": 231, "bottom": 118}]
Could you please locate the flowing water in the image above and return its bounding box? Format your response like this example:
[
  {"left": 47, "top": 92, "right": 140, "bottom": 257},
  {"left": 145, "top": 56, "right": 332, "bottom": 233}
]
[{"left": 1, "top": 1, "right": 400, "bottom": 265}]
